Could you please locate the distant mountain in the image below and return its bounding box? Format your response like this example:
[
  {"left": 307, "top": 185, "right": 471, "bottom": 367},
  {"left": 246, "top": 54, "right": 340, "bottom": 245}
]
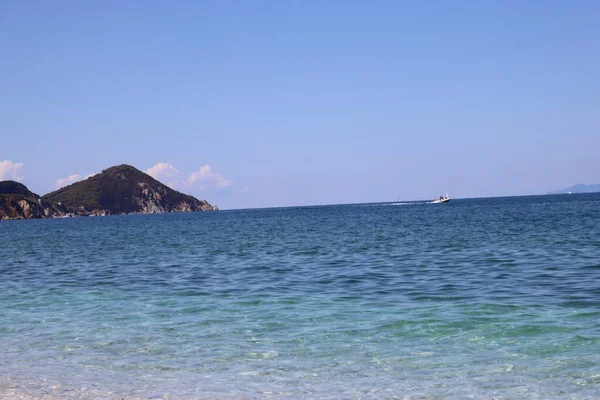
[
  {"left": 1, "top": 164, "right": 218, "bottom": 220},
  {"left": 548, "top": 183, "right": 600, "bottom": 195}
]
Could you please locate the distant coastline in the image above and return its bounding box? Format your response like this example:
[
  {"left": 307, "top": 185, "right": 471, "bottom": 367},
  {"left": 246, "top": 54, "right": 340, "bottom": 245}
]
[{"left": 547, "top": 183, "right": 600, "bottom": 195}]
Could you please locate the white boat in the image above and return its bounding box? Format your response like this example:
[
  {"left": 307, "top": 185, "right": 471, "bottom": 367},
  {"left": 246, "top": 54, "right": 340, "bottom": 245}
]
[{"left": 432, "top": 193, "right": 450, "bottom": 204}]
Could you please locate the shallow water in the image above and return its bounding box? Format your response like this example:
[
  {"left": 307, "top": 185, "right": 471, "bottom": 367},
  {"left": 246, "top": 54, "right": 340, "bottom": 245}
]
[{"left": 1, "top": 194, "right": 600, "bottom": 399}]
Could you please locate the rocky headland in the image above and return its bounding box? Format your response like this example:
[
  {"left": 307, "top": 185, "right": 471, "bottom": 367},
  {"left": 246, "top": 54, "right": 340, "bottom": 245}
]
[
  {"left": 1, "top": 164, "right": 217, "bottom": 220},
  {"left": 0, "top": 181, "right": 65, "bottom": 219}
]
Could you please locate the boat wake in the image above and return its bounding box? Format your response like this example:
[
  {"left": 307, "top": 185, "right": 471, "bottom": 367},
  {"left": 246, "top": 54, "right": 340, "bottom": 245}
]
[{"left": 366, "top": 202, "right": 428, "bottom": 207}]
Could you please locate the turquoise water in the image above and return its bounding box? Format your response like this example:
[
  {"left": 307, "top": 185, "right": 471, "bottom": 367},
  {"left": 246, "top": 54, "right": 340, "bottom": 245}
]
[{"left": 1, "top": 194, "right": 600, "bottom": 399}]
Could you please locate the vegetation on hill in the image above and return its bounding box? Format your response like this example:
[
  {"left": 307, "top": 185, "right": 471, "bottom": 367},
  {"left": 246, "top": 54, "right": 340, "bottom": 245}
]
[
  {"left": 0, "top": 180, "right": 39, "bottom": 198},
  {"left": 42, "top": 164, "right": 216, "bottom": 215}
]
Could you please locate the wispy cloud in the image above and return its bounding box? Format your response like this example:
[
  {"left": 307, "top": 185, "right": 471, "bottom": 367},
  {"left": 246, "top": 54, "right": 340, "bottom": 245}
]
[
  {"left": 186, "top": 165, "right": 232, "bottom": 190},
  {"left": 145, "top": 162, "right": 179, "bottom": 182},
  {"left": 0, "top": 160, "right": 24, "bottom": 181},
  {"left": 143, "top": 162, "right": 232, "bottom": 191},
  {"left": 56, "top": 174, "right": 82, "bottom": 188}
]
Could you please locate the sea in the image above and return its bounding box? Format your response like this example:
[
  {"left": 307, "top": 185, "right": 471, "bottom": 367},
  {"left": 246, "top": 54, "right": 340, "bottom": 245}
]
[{"left": 1, "top": 194, "right": 599, "bottom": 399}]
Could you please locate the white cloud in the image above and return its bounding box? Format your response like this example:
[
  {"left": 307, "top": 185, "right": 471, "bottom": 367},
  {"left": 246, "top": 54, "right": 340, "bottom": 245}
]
[
  {"left": 145, "top": 162, "right": 179, "bottom": 181},
  {"left": 0, "top": 160, "right": 24, "bottom": 181},
  {"left": 186, "top": 164, "right": 232, "bottom": 190},
  {"left": 84, "top": 173, "right": 96, "bottom": 179},
  {"left": 56, "top": 174, "right": 82, "bottom": 188}
]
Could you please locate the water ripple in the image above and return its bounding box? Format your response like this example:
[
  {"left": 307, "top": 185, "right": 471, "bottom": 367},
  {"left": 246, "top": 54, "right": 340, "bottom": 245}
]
[{"left": 1, "top": 194, "right": 600, "bottom": 399}]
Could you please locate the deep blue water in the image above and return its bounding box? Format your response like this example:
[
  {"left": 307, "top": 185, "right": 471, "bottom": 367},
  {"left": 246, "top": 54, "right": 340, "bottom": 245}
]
[{"left": 1, "top": 194, "right": 600, "bottom": 399}]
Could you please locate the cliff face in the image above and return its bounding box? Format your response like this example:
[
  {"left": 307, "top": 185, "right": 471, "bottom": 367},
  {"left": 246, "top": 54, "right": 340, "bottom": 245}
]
[
  {"left": 1, "top": 164, "right": 218, "bottom": 220},
  {"left": 0, "top": 194, "right": 45, "bottom": 219}
]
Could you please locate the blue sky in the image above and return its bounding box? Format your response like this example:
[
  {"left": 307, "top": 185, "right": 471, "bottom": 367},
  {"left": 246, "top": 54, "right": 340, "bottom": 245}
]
[{"left": 1, "top": 1, "right": 599, "bottom": 209}]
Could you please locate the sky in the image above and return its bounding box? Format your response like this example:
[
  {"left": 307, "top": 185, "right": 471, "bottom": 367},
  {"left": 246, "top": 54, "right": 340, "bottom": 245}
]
[{"left": 1, "top": 1, "right": 599, "bottom": 209}]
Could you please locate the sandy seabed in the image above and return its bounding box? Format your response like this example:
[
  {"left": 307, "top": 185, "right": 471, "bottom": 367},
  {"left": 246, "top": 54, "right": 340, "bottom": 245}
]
[
  {"left": 0, "top": 378, "right": 142, "bottom": 400},
  {"left": 0, "top": 378, "right": 259, "bottom": 400}
]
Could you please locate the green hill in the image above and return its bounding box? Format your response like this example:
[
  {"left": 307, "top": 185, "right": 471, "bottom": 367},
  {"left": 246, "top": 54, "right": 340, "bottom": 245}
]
[
  {"left": 42, "top": 164, "right": 217, "bottom": 216},
  {"left": 0, "top": 180, "right": 38, "bottom": 197}
]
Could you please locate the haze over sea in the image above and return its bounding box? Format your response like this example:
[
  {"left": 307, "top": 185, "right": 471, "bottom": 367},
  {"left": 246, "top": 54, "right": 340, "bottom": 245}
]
[{"left": 1, "top": 194, "right": 599, "bottom": 399}]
